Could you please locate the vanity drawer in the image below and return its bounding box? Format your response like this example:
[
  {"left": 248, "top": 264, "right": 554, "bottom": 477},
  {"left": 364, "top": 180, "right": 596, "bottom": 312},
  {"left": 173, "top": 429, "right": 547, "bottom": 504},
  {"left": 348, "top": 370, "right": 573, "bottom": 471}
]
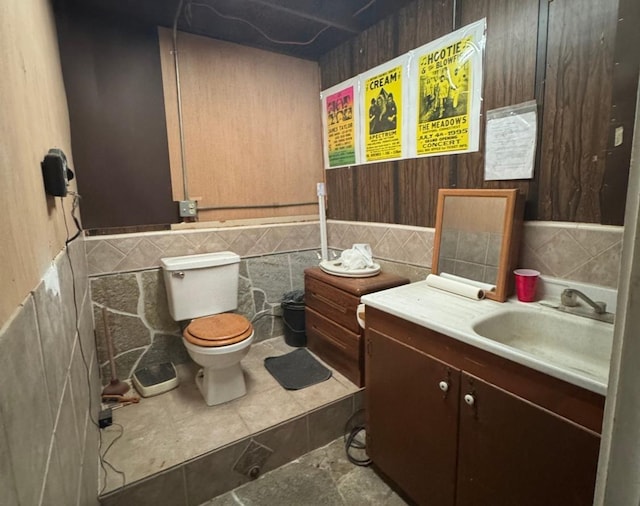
[
  {"left": 304, "top": 267, "right": 409, "bottom": 388},
  {"left": 306, "top": 306, "right": 363, "bottom": 386},
  {"left": 305, "top": 276, "right": 361, "bottom": 333}
]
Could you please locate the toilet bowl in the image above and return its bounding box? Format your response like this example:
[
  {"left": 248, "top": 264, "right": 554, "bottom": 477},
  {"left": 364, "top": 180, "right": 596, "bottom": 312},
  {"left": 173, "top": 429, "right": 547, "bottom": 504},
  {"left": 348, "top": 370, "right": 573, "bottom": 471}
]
[
  {"left": 181, "top": 313, "right": 254, "bottom": 406},
  {"left": 161, "top": 252, "right": 254, "bottom": 406}
]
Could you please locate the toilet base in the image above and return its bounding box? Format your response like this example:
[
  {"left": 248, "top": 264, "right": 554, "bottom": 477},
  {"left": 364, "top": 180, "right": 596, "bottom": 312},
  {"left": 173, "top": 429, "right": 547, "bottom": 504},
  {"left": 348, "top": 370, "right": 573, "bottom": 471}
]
[{"left": 195, "top": 363, "right": 247, "bottom": 406}]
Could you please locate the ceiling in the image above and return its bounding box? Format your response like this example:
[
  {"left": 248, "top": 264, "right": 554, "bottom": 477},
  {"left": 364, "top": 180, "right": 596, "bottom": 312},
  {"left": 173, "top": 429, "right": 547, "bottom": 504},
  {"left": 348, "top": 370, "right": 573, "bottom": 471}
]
[{"left": 56, "top": 0, "right": 415, "bottom": 60}]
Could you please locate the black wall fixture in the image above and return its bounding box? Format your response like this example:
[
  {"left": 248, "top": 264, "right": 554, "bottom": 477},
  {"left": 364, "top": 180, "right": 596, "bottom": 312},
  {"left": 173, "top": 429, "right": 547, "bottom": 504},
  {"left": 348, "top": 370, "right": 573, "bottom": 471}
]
[{"left": 41, "top": 148, "right": 74, "bottom": 197}]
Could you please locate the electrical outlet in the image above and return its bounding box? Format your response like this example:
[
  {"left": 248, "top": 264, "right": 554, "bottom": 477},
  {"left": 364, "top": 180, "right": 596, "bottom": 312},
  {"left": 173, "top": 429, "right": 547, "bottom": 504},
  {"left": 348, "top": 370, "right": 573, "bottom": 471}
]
[
  {"left": 179, "top": 200, "right": 197, "bottom": 217},
  {"left": 614, "top": 126, "right": 624, "bottom": 147}
]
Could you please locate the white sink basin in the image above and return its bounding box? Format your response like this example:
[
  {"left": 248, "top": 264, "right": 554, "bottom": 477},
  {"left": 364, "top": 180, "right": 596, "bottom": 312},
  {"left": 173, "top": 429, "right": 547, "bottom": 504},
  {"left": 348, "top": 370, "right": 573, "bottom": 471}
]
[{"left": 472, "top": 308, "right": 613, "bottom": 381}]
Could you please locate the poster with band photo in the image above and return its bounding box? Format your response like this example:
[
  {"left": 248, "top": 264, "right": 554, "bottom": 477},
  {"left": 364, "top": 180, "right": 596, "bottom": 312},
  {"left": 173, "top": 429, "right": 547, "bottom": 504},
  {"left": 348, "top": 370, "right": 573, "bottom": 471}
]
[
  {"left": 320, "top": 78, "right": 360, "bottom": 169},
  {"left": 358, "top": 54, "right": 411, "bottom": 163},
  {"left": 409, "top": 19, "right": 486, "bottom": 157}
]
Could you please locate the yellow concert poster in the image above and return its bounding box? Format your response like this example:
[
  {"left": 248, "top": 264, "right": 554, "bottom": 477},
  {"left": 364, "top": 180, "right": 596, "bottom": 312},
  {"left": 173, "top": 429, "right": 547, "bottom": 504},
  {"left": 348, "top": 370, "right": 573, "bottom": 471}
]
[
  {"left": 410, "top": 19, "right": 486, "bottom": 157},
  {"left": 359, "top": 55, "right": 409, "bottom": 163}
]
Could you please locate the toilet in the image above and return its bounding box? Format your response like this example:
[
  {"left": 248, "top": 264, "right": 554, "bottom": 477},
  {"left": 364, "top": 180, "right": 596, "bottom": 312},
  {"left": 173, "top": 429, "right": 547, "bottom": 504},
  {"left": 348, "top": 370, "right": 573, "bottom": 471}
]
[{"left": 161, "top": 251, "right": 254, "bottom": 406}]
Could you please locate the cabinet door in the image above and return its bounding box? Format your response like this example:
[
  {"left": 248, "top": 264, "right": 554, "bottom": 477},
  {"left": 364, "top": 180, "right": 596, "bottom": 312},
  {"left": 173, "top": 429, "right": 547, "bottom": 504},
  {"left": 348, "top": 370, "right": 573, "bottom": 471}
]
[
  {"left": 366, "top": 329, "right": 460, "bottom": 506},
  {"left": 456, "top": 372, "right": 601, "bottom": 506}
]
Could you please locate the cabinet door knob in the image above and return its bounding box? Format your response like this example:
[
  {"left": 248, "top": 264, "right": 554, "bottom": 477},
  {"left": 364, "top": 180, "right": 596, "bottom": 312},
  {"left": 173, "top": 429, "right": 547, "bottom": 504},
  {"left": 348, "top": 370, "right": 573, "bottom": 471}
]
[
  {"left": 438, "top": 381, "right": 449, "bottom": 393},
  {"left": 464, "top": 393, "right": 475, "bottom": 406}
]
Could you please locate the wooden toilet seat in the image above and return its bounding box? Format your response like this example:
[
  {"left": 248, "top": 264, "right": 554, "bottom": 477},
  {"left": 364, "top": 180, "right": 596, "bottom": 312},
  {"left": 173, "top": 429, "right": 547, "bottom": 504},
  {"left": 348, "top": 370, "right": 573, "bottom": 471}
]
[{"left": 183, "top": 313, "right": 253, "bottom": 347}]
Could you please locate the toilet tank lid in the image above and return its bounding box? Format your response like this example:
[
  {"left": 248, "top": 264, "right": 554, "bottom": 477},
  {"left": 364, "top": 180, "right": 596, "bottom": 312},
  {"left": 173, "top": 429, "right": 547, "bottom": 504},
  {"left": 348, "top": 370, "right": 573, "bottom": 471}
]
[{"left": 161, "top": 252, "right": 240, "bottom": 271}]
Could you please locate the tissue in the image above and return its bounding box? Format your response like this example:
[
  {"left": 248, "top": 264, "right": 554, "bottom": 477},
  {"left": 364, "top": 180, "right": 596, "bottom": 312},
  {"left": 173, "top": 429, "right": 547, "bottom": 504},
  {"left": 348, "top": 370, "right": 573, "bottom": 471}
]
[{"left": 340, "top": 244, "right": 374, "bottom": 270}]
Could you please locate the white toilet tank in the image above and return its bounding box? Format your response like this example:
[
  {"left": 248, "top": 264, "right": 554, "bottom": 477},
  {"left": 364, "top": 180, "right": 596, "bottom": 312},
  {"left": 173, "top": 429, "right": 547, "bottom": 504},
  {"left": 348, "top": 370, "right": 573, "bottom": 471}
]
[{"left": 161, "top": 251, "right": 241, "bottom": 321}]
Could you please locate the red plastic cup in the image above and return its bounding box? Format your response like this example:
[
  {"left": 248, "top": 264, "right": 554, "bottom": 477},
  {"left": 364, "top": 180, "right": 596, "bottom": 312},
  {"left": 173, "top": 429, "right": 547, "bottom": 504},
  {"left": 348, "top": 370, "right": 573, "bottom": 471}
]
[{"left": 514, "top": 269, "right": 540, "bottom": 302}]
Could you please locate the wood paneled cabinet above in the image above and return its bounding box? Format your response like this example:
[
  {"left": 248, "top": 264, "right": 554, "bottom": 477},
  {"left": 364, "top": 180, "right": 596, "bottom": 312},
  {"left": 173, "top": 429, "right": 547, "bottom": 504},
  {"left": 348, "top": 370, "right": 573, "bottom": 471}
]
[
  {"left": 304, "top": 268, "right": 409, "bottom": 386},
  {"left": 365, "top": 307, "right": 604, "bottom": 506}
]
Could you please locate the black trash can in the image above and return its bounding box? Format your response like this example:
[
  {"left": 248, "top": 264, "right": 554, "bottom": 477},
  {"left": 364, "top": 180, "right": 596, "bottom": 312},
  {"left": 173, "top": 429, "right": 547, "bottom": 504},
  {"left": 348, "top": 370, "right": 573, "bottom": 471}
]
[{"left": 281, "top": 290, "right": 306, "bottom": 347}]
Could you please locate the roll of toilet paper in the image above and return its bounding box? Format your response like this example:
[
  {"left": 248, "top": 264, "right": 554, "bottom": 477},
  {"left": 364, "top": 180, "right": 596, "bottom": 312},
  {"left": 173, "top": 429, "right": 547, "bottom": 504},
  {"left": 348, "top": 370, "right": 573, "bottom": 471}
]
[
  {"left": 426, "top": 274, "right": 485, "bottom": 300},
  {"left": 439, "top": 272, "right": 496, "bottom": 292},
  {"left": 356, "top": 303, "right": 366, "bottom": 329}
]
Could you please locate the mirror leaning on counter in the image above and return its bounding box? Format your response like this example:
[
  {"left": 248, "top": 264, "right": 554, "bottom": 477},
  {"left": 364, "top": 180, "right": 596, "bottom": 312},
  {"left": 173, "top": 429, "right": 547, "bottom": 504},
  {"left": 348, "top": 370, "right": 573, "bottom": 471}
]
[{"left": 431, "top": 188, "right": 524, "bottom": 302}]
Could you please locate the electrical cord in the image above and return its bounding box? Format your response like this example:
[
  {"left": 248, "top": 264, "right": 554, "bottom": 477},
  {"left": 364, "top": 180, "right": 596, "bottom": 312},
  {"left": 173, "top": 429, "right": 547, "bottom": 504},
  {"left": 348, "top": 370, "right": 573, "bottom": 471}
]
[
  {"left": 61, "top": 195, "right": 96, "bottom": 432},
  {"left": 99, "top": 423, "right": 125, "bottom": 494},
  {"left": 343, "top": 408, "right": 372, "bottom": 466},
  {"left": 345, "top": 427, "right": 371, "bottom": 466},
  {"left": 185, "top": 1, "right": 331, "bottom": 46},
  {"left": 250, "top": 310, "right": 278, "bottom": 324},
  {"left": 61, "top": 195, "right": 126, "bottom": 494},
  {"left": 65, "top": 191, "right": 83, "bottom": 243},
  {"left": 353, "top": 0, "right": 377, "bottom": 17}
]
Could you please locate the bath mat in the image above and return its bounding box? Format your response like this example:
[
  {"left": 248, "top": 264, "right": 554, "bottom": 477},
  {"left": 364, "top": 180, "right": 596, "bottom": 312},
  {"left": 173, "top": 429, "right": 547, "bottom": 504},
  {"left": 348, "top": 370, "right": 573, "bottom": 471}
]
[{"left": 264, "top": 348, "right": 332, "bottom": 390}]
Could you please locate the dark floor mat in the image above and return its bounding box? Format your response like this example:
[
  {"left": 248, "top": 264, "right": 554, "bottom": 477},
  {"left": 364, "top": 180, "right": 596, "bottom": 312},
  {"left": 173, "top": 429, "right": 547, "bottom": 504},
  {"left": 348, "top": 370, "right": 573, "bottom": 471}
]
[{"left": 264, "top": 348, "right": 332, "bottom": 390}]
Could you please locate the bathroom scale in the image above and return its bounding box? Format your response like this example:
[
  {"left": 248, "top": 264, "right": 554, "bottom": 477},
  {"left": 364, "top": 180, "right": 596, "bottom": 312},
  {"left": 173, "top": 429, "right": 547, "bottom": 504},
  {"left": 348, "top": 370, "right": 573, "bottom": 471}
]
[{"left": 132, "top": 362, "right": 179, "bottom": 397}]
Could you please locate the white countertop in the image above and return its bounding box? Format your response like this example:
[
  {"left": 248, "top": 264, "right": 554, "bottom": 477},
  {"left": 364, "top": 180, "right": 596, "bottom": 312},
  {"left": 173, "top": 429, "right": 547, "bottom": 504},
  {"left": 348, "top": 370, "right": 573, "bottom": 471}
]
[{"left": 361, "top": 280, "right": 613, "bottom": 395}]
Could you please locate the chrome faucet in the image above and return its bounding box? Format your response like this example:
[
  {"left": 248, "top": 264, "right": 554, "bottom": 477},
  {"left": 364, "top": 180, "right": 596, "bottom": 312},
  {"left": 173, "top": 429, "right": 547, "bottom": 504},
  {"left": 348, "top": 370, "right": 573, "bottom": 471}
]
[
  {"left": 561, "top": 289, "right": 606, "bottom": 314},
  {"left": 557, "top": 288, "right": 614, "bottom": 323}
]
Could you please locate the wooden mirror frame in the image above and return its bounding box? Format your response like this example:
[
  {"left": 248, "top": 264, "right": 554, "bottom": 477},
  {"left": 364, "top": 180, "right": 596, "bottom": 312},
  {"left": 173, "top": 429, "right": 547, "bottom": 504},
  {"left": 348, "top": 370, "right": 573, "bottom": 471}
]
[{"left": 431, "top": 189, "right": 524, "bottom": 302}]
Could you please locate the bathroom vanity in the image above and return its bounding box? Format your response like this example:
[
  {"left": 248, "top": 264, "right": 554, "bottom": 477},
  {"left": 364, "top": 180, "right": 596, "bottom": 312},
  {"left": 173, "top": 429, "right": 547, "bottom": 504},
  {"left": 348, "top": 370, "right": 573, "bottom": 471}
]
[
  {"left": 304, "top": 267, "right": 409, "bottom": 386},
  {"left": 361, "top": 282, "right": 610, "bottom": 506}
]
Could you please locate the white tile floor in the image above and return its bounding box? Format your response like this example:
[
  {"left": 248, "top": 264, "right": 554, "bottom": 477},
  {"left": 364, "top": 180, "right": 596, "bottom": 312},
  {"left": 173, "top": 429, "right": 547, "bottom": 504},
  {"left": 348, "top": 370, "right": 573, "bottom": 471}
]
[{"left": 99, "top": 337, "right": 360, "bottom": 494}]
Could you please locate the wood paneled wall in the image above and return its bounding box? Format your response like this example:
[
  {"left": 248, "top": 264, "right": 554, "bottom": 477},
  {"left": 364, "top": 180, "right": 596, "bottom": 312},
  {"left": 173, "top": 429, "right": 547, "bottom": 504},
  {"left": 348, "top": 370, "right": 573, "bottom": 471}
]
[
  {"left": 320, "top": 0, "right": 634, "bottom": 227},
  {"left": 538, "top": 0, "right": 619, "bottom": 223},
  {"left": 321, "top": 0, "right": 456, "bottom": 224},
  {"left": 56, "top": 9, "right": 177, "bottom": 230},
  {"left": 0, "top": 0, "right": 74, "bottom": 326},
  {"left": 600, "top": 0, "right": 639, "bottom": 225},
  {"left": 158, "top": 29, "right": 324, "bottom": 222}
]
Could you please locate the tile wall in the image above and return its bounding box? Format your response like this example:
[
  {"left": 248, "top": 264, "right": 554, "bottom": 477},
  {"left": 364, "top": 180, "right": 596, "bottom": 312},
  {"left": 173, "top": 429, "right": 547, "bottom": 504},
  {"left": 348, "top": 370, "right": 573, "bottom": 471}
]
[
  {"left": 327, "top": 221, "right": 434, "bottom": 277},
  {"left": 88, "top": 218, "right": 623, "bottom": 385},
  {"left": 0, "top": 238, "right": 100, "bottom": 506},
  {"left": 328, "top": 220, "right": 623, "bottom": 288},
  {"left": 519, "top": 222, "right": 622, "bottom": 288},
  {"left": 85, "top": 223, "right": 320, "bottom": 276},
  {"left": 86, "top": 223, "right": 323, "bottom": 383},
  {"left": 91, "top": 252, "right": 320, "bottom": 382},
  {"left": 438, "top": 229, "right": 501, "bottom": 284}
]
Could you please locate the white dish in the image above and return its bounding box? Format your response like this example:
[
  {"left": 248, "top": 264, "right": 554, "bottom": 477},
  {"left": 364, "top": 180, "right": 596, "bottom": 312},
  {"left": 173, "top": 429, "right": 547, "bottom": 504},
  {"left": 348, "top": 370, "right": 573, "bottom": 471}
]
[{"left": 319, "top": 259, "right": 381, "bottom": 278}]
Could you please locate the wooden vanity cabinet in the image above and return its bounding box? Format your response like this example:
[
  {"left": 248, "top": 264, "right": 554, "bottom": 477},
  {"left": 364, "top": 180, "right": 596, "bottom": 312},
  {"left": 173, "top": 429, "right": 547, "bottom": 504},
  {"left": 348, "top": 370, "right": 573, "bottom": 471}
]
[
  {"left": 304, "top": 268, "right": 409, "bottom": 386},
  {"left": 456, "top": 372, "right": 601, "bottom": 506},
  {"left": 367, "top": 329, "right": 460, "bottom": 506},
  {"left": 365, "top": 307, "right": 604, "bottom": 506}
]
